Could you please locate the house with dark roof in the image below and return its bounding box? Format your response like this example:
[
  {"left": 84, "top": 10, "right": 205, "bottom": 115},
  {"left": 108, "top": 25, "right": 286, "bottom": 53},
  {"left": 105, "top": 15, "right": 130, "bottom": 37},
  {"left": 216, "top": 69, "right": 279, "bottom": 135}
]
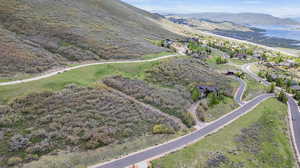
[
  {"left": 226, "top": 71, "right": 235, "bottom": 76},
  {"left": 235, "top": 53, "right": 248, "bottom": 60},
  {"left": 163, "top": 39, "right": 174, "bottom": 48},
  {"left": 291, "top": 85, "right": 300, "bottom": 92},
  {"left": 197, "top": 85, "right": 219, "bottom": 98}
]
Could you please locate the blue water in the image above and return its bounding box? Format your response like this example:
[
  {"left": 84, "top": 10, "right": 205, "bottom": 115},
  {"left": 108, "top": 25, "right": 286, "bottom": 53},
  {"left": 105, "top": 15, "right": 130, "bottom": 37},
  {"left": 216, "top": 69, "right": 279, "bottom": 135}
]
[{"left": 253, "top": 25, "right": 300, "bottom": 43}]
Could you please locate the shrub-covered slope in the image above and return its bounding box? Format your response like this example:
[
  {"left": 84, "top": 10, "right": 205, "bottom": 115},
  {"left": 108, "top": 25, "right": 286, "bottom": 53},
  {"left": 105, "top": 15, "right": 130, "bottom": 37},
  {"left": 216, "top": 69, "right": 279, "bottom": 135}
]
[
  {"left": 146, "top": 58, "right": 236, "bottom": 96},
  {"left": 0, "top": 0, "right": 181, "bottom": 77},
  {"left": 104, "top": 76, "right": 194, "bottom": 127},
  {"left": 0, "top": 84, "right": 180, "bottom": 167}
]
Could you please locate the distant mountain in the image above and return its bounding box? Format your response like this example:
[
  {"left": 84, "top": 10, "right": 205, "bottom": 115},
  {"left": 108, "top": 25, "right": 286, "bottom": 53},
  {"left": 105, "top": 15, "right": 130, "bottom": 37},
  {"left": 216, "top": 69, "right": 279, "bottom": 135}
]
[
  {"left": 166, "top": 13, "right": 300, "bottom": 26},
  {"left": 292, "top": 17, "right": 300, "bottom": 22},
  {"left": 166, "top": 16, "right": 253, "bottom": 32},
  {"left": 0, "top": 0, "right": 181, "bottom": 77}
]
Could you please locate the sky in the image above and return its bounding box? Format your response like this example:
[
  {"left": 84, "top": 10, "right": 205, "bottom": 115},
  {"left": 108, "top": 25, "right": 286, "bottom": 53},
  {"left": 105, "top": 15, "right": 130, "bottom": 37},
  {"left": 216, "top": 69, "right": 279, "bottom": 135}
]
[{"left": 122, "top": 0, "right": 300, "bottom": 18}]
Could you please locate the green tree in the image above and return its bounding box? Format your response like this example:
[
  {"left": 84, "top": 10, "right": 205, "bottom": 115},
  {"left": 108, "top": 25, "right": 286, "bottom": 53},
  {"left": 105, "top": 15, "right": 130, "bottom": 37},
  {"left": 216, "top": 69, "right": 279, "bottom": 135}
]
[
  {"left": 269, "top": 82, "right": 276, "bottom": 93},
  {"left": 208, "top": 92, "right": 224, "bottom": 107},
  {"left": 191, "top": 87, "right": 200, "bottom": 101},
  {"left": 216, "top": 57, "right": 228, "bottom": 64},
  {"left": 275, "top": 78, "right": 285, "bottom": 87},
  {"left": 286, "top": 79, "right": 292, "bottom": 89},
  {"left": 152, "top": 124, "right": 174, "bottom": 134},
  {"left": 246, "top": 48, "right": 254, "bottom": 56},
  {"left": 278, "top": 90, "right": 288, "bottom": 103},
  {"left": 294, "top": 91, "right": 300, "bottom": 101}
]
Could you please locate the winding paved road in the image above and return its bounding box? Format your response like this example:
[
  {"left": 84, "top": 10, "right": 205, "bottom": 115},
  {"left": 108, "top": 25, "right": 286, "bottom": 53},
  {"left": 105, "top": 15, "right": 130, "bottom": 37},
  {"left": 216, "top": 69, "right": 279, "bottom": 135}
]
[
  {"left": 242, "top": 62, "right": 300, "bottom": 163},
  {"left": 0, "top": 54, "right": 179, "bottom": 86},
  {"left": 90, "top": 93, "right": 272, "bottom": 168},
  {"left": 234, "top": 77, "right": 247, "bottom": 105}
]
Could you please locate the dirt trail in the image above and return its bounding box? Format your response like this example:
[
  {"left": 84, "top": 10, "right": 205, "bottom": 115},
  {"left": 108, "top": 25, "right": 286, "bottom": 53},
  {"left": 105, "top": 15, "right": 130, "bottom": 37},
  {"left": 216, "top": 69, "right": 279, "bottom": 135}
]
[
  {"left": 188, "top": 100, "right": 207, "bottom": 128},
  {"left": 108, "top": 87, "right": 188, "bottom": 130}
]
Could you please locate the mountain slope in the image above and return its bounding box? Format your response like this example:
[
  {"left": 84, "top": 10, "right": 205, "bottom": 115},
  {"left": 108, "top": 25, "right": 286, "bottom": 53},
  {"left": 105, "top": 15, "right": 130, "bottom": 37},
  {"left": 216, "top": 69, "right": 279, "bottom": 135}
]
[
  {"left": 170, "top": 13, "right": 300, "bottom": 26},
  {"left": 0, "top": 0, "right": 181, "bottom": 78}
]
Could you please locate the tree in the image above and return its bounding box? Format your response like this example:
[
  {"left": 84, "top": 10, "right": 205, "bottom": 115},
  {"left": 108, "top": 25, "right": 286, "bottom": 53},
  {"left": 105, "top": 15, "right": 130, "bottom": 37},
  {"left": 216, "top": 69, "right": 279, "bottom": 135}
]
[
  {"left": 208, "top": 92, "right": 224, "bottom": 107},
  {"left": 216, "top": 57, "right": 228, "bottom": 64},
  {"left": 258, "top": 71, "right": 265, "bottom": 78},
  {"left": 246, "top": 48, "right": 254, "bottom": 56},
  {"left": 236, "top": 72, "right": 246, "bottom": 79},
  {"left": 286, "top": 79, "right": 292, "bottom": 89},
  {"left": 275, "top": 78, "right": 285, "bottom": 87},
  {"left": 191, "top": 87, "right": 200, "bottom": 101},
  {"left": 278, "top": 90, "right": 288, "bottom": 103},
  {"left": 152, "top": 124, "right": 174, "bottom": 134},
  {"left": 294, "top": 91, "right": 300, "bottom": 101},
  {"left": 269, "top": 82, "right": 276, "bottom": 93}
]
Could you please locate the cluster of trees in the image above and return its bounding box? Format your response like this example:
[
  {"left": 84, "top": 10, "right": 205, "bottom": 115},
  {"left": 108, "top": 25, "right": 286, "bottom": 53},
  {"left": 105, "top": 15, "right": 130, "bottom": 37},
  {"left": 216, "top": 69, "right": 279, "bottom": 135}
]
[
  {"left": 188, "top": 42, "right": 212, "bottom": 55},
  {"left": 293, "top": 91, "right": 300, "bottom": 106},
  {"left": 216, "top": 56, "right": 228, "bottom": 64},
  {"left": 235, "top": 72, "right": 246, "bottom": 79},
  {"left": 268, "top": 83, "right": 288, "bottom": 103},
  {"left": 278, "top": 90, "right": 288, "bottom": 103},
  {"left": 258, "top": 71, "right": 293, "bottom": 90},
  {"left": 208, "top": 92, "right": 225, "bottom": 107},
  {"left": 207, "top": 41, "right": 254, "bottom": 58}
]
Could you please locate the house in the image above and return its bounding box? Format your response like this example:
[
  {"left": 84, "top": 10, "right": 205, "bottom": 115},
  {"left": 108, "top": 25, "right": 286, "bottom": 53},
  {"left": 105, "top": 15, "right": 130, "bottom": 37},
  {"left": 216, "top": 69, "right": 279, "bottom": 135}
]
[
  {"left": 279, "top": 60, "right": 298, "bottom": 67},
  {"left": 163, "top": 39, "right": 174, "bottom": 48},
  {"left": 191, "top": 52, "right": 208, "bottom": 60},
  {"left": 264, "top": 62, "right": 275, "bottom": 67},
  {"left": 197, "top": 85, "right": 219, "bottom": 98},
  {"left": 270, "top": 74, "right": 279, "bottom": 81},
  {"left": 226, "top": 71, "right": 235, "bottom": 76},
  {"left": 235, "top": 53, "right": 248, "bottom": 60},
  {"left": 286, "top": 80, "right": 298, "bottom": 86},
  {"left": 291, "top": 85, "right": 300, "bottom": 92}
]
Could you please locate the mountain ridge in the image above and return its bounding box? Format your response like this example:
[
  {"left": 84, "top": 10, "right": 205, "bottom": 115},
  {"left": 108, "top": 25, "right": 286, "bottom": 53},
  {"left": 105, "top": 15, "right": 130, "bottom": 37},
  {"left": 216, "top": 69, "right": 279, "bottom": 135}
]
[{"left": 165, "top": 12, "right": 300, "bottom": 26}]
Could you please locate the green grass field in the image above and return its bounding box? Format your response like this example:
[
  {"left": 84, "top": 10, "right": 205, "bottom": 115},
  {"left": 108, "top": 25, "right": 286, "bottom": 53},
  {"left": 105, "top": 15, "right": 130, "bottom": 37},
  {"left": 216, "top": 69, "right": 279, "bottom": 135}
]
[
  {"left": 141, "top": 52, "right": 176, "bottom": 60},
  {"left": 203, "top": 96, "right": 239, "bottom": 122},
  {"left": 152, "top": 98, "right": 295, "bottom": 168},
  {"left": 243, "top": 75, "right": 267, "bottom": 101},
  {"left": 0, "top": 56, "right": 177, "bottom": 104},
  {"left": 229, "top": 58, "right": 256, "bottom": 65},
  {"left": 0, "top": 74, "right": 34, "bottom": 83}
]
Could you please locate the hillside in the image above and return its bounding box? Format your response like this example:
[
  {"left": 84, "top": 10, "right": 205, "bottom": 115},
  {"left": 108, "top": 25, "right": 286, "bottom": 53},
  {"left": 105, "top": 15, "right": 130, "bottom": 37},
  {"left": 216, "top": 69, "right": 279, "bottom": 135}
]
[
  {"left": 0, "top": 51, "right": 240, "bottom": 167},
  {"left": 169, "top": 13, "right": 300, "bottom": 26},
  {"left": 166, "top": 16, "right": 253, "bottom": 32},
  {"left": 0, "top": 0, "right": 182, "bottom": 78},
  {"left": 0, "top": 84, "right": 181, "bottom": 167}
]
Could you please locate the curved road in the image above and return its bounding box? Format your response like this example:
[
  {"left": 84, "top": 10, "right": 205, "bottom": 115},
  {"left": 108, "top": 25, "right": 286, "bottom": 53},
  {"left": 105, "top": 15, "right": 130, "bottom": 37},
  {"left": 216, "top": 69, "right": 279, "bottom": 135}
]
[
  {"left": 88, "top": 66, "right": 253, "bottom": 168},
  {"left": 242, "top": 63, "right": 300, "bottom": 163},
  {"left": 0, "top": 54, "right": 179, "bottom": 86},
  {"left": 234, "top": 77, "right": 247, "bottom": 105},
  {"left": 90, "top": 94, "right": 273, "bottom": 168}
]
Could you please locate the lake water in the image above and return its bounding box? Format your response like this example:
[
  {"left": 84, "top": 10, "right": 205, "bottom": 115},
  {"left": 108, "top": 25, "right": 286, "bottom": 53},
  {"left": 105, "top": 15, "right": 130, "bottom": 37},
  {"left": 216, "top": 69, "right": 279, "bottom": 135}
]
[{"left": 253, "top": 25, "right": 300, "bottom": 44}]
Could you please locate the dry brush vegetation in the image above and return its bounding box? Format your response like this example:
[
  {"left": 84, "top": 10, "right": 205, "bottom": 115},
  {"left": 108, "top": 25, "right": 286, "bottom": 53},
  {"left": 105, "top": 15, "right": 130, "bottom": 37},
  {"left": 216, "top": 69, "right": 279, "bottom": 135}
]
[{"left": 0, "top": 84, "right": 180, "bottom": 167}]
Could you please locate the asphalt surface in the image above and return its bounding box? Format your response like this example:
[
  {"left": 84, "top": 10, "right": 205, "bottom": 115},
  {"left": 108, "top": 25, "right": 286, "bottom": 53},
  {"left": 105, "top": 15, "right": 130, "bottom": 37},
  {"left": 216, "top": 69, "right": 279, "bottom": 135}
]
[
  {"left": 91, "top": 94, "right": 273, "bottom": 168},
  {"left": 234, "top": 77, "right": 247, "bottom": 105},
  {"left": 241, "top": 63, "right": 270, "bottom": 86},
  {"left": 288, "top": 96, "right": 300, "bottom": 158},
  {"left": 242, "top": 63, "right": 300, "bottom": 162},
  {"left": 0, "top": 54, "right": 179, "bottom": 86}
]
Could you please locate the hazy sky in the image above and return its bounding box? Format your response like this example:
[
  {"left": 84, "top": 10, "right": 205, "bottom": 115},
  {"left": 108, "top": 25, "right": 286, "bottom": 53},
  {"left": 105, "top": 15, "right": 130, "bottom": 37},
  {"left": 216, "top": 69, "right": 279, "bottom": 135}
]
[{"left": 122, "top": 0, "right": 300, "bottom": 17}]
